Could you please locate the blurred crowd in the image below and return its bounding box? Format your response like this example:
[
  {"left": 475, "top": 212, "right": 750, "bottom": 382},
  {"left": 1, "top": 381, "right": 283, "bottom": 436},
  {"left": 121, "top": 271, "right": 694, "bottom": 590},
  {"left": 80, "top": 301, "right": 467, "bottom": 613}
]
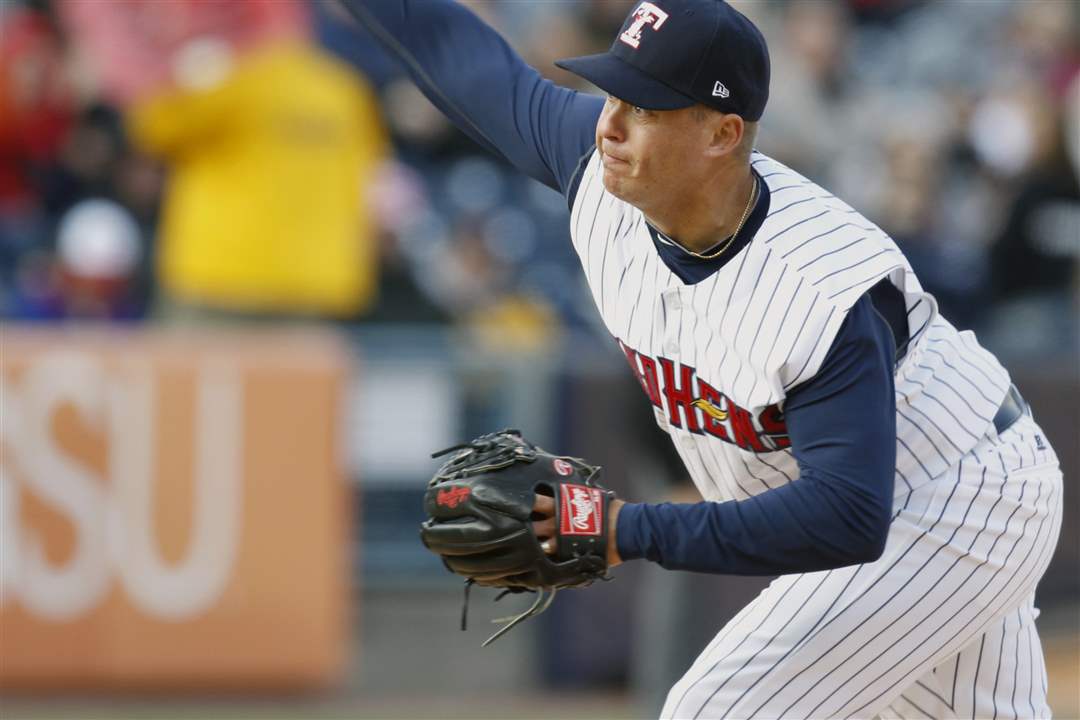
[{"left": 1, "top": 0, "right": 1077, "bottom": 356}]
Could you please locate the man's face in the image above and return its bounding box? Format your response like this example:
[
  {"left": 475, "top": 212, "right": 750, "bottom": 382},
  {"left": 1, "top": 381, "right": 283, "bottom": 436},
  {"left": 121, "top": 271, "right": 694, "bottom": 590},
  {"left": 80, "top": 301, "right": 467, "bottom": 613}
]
[{"left": 594, "top": 96, "right": 714, "bottom": 214}]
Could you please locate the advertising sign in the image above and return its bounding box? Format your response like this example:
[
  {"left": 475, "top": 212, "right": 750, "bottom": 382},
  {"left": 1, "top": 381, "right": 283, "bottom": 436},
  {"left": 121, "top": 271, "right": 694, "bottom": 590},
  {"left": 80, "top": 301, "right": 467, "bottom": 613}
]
[{"left": 0, "top": 328, "right": 350, "bottom": 689}]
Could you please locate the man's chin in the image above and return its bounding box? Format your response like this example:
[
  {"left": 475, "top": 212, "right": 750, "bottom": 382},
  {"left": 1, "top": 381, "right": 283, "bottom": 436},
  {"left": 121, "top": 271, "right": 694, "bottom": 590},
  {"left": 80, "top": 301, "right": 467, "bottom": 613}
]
[{"left": 601, "top": 171, "right": 634, "bottom": 203}]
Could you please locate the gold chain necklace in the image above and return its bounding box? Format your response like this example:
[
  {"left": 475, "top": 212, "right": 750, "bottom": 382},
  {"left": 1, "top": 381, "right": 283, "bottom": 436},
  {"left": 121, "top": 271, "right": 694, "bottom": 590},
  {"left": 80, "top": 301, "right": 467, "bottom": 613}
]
[{"left": 681, "top": 175, "right": 759, "bottom": 261}]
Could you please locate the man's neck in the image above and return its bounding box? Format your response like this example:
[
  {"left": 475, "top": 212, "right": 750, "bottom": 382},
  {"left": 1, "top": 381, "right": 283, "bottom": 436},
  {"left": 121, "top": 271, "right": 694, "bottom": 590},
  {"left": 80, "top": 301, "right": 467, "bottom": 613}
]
[{"left": 645, "top": 163, "right": 756, "bottom": 254}]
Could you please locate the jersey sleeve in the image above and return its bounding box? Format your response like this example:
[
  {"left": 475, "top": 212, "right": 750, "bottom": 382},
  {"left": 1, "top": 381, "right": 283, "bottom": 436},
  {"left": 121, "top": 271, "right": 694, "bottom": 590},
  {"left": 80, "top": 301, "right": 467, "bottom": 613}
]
[
  {"left": 615, "top": 292, "right": 897, "bottom": 575},
  {"left": 337, "top": 0, "right": 602, "bottom": 196}
]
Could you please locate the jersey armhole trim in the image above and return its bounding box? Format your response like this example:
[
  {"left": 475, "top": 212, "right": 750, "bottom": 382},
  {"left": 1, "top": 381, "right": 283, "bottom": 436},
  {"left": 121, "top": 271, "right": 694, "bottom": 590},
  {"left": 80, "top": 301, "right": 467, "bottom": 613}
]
[
  {"left": 780, "top": 300, "right": 849, "bottom": 394},
  {"left": 566, "top": 145, "right": 596, "bottom": 211}
]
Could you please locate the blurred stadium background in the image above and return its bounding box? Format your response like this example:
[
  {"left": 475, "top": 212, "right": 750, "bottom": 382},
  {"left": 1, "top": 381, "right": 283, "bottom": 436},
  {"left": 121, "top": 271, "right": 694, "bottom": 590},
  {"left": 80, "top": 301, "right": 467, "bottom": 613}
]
[{"left": 0, "top": 0, "right": 1076, "bottom": 718}]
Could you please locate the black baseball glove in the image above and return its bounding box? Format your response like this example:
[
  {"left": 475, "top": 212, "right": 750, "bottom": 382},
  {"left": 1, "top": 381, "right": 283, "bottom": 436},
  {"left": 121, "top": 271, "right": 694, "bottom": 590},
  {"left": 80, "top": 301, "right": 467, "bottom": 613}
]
[{"left": 420, "top": 429, "right": 615, "bottom": 644}]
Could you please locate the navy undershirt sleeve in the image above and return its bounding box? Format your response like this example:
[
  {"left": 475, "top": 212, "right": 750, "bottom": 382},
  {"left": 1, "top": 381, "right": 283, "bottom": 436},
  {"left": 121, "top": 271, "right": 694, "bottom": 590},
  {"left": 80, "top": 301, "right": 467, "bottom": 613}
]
[
  {"left": 337, "top": 0, "right": 602, "bottom": 196},
  {"left": 616, "top": 292, "right": 898, "bottom": 574}
]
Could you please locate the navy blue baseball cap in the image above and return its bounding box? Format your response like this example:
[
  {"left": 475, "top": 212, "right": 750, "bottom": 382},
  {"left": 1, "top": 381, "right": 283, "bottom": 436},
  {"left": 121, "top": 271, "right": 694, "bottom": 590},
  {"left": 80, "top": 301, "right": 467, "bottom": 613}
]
[{"left": 555, "top": 0, "right": 770, "bottom": 121}]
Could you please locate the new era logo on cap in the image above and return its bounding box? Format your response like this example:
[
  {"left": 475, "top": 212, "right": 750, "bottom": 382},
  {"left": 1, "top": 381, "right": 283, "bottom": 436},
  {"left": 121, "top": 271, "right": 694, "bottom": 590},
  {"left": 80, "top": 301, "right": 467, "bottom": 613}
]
[{"left": 712, "top": 81, "right": 730, "bottom": 98}]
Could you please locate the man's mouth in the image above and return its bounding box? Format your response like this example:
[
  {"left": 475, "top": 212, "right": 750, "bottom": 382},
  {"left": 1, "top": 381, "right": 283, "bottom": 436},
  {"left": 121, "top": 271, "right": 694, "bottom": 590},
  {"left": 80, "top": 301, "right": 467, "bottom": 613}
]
[{"left": 601, "top": 150, "right": 630, "bottom": 169}]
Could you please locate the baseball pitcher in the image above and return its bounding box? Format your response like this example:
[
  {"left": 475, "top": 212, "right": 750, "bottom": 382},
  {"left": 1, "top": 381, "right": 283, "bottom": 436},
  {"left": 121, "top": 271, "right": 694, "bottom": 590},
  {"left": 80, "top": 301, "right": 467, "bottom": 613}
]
[{"left": 339, "top": 1, "right": 1064, "bottom": 717}]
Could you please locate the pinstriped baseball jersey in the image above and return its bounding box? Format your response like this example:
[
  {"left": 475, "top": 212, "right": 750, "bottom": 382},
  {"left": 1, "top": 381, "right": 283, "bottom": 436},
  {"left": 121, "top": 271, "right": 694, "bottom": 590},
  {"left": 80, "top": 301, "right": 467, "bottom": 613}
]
[
  {"left": 343, "top": 1, "right": 1065, "bottom": 716},
  {"left": 569, "top": 149, "right": 1012, "bottom": 504}
]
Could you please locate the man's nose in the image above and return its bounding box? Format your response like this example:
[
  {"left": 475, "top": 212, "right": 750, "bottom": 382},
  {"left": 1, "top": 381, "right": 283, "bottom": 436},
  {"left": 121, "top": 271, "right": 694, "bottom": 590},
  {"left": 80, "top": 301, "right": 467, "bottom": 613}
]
[{"left": 597, "top": 102, "right": 625, "bottom": 145}]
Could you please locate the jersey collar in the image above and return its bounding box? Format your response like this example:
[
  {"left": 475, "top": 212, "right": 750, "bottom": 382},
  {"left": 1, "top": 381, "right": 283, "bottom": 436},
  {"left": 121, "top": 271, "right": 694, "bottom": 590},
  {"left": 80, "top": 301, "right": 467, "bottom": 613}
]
[{"left": 647, "top": 167, "right": 771, "bottom": 285}]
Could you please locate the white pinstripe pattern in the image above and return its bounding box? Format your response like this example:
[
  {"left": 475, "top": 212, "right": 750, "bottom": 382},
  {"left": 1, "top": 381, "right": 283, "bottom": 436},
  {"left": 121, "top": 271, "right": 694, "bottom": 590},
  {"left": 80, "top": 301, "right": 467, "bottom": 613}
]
[
  {"left": 569, "top": 150, "right": 1011, "bottom": 504},
  {"left": 658, "top": 415, "right": 1061, "bottom": 719},
  {"left": 568, "top": 149, "right": 1059, "bottom": 719},
  {"left": 879, "top": 597, "right": 1051, "bottom": 720}
]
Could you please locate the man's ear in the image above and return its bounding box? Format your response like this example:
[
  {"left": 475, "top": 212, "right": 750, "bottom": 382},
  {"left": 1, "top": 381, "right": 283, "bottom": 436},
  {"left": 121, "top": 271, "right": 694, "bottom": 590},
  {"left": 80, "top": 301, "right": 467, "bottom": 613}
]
[{"left": 704, "top": 112, "right": 745, "bottom": 159}]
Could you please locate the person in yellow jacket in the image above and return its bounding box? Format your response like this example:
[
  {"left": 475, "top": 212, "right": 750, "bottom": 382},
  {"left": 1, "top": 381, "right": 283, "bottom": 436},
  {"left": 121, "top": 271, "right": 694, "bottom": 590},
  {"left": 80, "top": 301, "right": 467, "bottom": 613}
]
[{"left": 128, "top": 35, "right": 388, "bottom": 319}]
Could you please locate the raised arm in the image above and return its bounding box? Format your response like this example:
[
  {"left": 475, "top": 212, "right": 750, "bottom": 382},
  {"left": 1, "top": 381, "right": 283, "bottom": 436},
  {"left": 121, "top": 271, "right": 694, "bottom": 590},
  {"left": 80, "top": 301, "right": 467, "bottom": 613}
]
[{"left": 337, "top": 0, "right": 602, "bottom": 195}]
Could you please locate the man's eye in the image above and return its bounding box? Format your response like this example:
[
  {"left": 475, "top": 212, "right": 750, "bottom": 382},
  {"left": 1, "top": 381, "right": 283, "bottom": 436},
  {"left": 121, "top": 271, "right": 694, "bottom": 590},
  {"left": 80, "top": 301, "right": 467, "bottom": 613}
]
[{"left": 631, "top": 105, "right": 648, "bottom": 115}]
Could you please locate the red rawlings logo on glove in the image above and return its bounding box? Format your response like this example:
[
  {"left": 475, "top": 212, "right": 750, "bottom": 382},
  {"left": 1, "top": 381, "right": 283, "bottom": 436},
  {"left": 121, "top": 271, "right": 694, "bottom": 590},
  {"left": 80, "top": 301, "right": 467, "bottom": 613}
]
[
  {"left": 558, "top": 484, "right": 603, "bottom": 536},
  {"left": 436, "top": 486, "right": 471, "bottom": 508}
]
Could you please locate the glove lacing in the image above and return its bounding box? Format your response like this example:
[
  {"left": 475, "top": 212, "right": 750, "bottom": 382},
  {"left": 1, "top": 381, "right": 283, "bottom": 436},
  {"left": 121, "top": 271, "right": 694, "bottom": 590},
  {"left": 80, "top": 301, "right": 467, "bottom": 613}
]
[{"left": 458, "top": 578, "right": 560, "bottom": 647}]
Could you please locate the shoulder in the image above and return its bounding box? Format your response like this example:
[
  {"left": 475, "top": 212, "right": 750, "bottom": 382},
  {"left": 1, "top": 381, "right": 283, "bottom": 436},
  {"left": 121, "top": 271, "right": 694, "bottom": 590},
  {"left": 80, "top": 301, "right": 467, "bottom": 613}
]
[
  {"left": 567, "top": 145, "right": 601, "bottom": 211},
  {"left": 723, "top": 153, "right": 908, "bottom": 392},
  {"left": 750, "top": 152, "right": 907, "bottom": 311}
]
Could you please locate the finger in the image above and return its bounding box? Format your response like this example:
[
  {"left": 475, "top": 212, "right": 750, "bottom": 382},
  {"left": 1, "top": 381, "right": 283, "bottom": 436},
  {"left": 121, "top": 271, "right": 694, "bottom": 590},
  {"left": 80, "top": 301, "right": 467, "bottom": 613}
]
[
  {"left": 533, "top": 494, "right": 555, "bottom": 516},
  {"left": 474, "top": 578, "right": 528, "bottom": 589},
  {"left": 468, "top": 569, "right": 532, "bottom": 584},
  {"left": 532, "top": 517, "right": 555, "bottom": 539},
  {"left": 422, "top": 526, "right": 530, "bottom": 555},
  {"left": 444, "top": 552, "right": 532, "bottom": 575},
  {"left": 540, "top": 538, "right": 557, "bottom": 555},
  {"left": 474, "top": 573, "right": 539, "bottom": 589}
]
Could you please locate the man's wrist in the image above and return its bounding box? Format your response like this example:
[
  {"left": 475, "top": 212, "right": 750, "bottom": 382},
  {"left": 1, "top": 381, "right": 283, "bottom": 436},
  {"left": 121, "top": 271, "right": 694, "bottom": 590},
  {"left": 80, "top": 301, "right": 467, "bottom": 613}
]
[{"left": 607, "top": 498, "right": 625, "bottom": 567}]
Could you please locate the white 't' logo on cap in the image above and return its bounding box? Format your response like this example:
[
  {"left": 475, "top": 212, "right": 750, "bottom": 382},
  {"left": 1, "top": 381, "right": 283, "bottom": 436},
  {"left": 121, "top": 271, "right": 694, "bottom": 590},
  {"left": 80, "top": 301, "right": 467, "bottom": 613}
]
[
  {"left": 712, "top": 81, "right": 731, "bottom": 98},
  {"left": 620, "top": 1, "right": 670, "bottom": 49}
]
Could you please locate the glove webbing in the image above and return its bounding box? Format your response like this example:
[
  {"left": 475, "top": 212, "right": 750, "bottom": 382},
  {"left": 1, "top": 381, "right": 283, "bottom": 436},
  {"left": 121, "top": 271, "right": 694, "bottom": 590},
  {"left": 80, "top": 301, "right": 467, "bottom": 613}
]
[{"left": 430, "top": 428, "right": 536, "bottom": 480}]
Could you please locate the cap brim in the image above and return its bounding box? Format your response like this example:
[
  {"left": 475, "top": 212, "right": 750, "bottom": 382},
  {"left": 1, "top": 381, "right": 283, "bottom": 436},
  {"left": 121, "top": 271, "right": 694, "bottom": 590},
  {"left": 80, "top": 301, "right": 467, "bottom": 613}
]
[{"left": 555, "top": 52, "right": 696, "bottom": 111}]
